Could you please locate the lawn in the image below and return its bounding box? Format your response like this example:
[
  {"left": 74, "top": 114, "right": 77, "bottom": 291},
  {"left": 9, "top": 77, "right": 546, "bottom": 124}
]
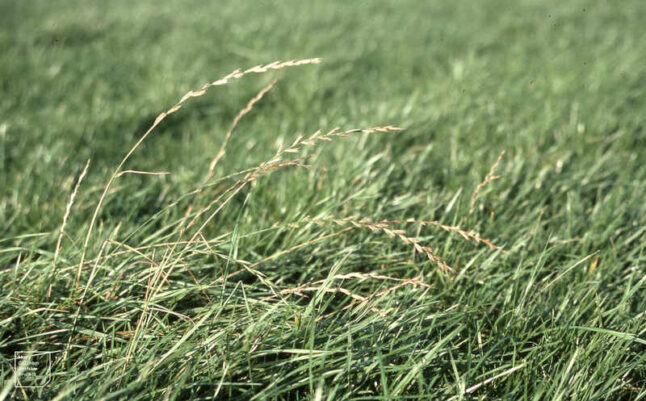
[{"left": 1, "top": 0, "right": 645, "bottom": 399}]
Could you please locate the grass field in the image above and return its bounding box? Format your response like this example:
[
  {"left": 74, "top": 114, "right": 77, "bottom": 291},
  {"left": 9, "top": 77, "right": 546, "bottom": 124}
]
[{"left": 1, "top": 0, "right": 645, "bottom": 399}]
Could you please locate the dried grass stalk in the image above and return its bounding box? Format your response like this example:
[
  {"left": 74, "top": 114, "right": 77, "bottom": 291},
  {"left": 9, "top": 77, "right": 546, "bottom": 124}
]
[
  {"left": 74, "top": 58, "right": 320, "bottom": 293},
  {"left": 306, "top": 216, "right": 453, "bottom": 273},
  {"left": 182, "top": 125, "right": 401, "bottom": 249},
  {"left": 470, "top": 150, "right": 505, "bottom": 214},
  {"left": 204, "top": 79, "right": 279, "bottom": 183},
  {"left": 50, "top": 158, "right": 90, "bottom": 297},
  {"left": 381, "top": 219, "right": 505, "bottom": 252}
]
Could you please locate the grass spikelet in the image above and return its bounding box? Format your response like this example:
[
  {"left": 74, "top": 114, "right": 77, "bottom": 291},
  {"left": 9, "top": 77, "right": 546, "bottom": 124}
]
[
  {"left": 470, "top": 150, "right": 505, "bottom": 214},
  {"left": 305, "top": 215, "right": 453, "bottom": 273},
  {"left": 382, "top": 219, "right": 506, "bottom": 252},
  {"left": 271, "top": 126, "right": 403, "bottom": 158}
]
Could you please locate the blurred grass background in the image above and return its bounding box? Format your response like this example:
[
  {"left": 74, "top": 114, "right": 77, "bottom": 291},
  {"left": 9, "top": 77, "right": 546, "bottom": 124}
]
[{"left": 2, "top": 0, "right": 643, "bottom": 236}]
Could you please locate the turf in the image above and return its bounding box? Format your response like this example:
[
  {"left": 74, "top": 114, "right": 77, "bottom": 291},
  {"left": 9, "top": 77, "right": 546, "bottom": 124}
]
[{"left": 1, "top": 0, "right": 645, "bottom": 399}]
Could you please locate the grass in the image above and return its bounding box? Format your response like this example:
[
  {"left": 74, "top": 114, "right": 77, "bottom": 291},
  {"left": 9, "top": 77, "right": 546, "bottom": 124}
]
[{"left": 1, "top": 0, "right": 645, "bottom": 399}]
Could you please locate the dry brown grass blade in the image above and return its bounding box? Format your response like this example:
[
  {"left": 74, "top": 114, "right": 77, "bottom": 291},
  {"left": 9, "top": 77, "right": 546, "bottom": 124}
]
[
  {"left": 74, "top": 58, "right": 321, "bottom": 294},
  {"left": 116, "top": 170, "right": 170, "bottom": 178},
  {"left": 470, "top": 150, "right": 505, "bottom": 214}
]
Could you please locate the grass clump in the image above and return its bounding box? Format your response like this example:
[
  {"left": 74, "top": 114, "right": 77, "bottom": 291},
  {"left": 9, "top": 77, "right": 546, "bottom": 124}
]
[
  {"left": 1, "top": 1, "right": 646, "bottom": 400},
  {"left": 2, "top": 59, "right": 498, "bottom": 399}
]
